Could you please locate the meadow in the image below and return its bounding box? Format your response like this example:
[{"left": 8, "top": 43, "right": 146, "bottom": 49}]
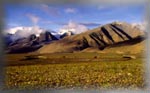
[{"left": 4, "top": 52, "right": 145, "bottom": 90}]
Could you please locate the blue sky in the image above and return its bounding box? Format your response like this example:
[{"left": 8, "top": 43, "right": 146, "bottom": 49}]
[{"left": 4, "top": 4, "right": 145, "bottom": 31}]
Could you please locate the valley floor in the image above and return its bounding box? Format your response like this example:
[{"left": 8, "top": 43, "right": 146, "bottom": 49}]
[{"left": 4, "top": 53, "right": 145, "bottom": 90}]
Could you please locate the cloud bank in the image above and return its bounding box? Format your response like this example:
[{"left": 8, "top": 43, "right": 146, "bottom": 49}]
[
  {"left": 5, "top": 26, "right": 45, "bottom": 40},
  {"left": 59, "top": 21, "right": 88, "bottom": 34}
]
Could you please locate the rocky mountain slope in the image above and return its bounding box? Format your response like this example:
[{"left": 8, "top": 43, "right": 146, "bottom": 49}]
[
  {"left": 37, "top": 22, "right": 145, "bottom": 54},
  {"left": 5, "top": 31, "right": 58, "bottom": 53},
  {"left": 5, "top": 21, "right": 146, "bottom": 54}
]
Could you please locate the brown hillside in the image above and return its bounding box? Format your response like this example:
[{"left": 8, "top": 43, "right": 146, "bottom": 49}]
[{"left": 37, "top": 22, "right": 145, "bottom": 54}]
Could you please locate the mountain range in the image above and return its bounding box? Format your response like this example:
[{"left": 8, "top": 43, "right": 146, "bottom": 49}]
[{"left": 4, "top": 21, "right": 146, "bottom": 54}]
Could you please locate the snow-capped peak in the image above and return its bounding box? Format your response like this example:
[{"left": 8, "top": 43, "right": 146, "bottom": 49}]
[{"left": 58, "top": 29, "right": 75, "bottom": 35}]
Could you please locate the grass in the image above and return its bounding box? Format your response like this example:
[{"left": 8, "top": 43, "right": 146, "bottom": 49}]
[{"left": 4, "top": 53, "right": 145, "bottom": 90}]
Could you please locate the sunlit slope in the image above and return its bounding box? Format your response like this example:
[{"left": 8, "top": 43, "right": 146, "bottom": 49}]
[{"left": 38, "top": 22, "right": 145, "bottom": 54}]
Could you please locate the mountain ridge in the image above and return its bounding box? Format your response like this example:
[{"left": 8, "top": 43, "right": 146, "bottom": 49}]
[
  {"left": 4, "top": 21, "right": 145, "bottom": 54},
  {"left": 5, "top": 31, "right": 58, "bottom": 53},
  {"left": 37, "top": 22, "right": 145, "bottom": 54}
]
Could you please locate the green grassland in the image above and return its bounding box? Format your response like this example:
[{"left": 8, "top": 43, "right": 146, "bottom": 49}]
[{"left": 4, "top": 52, "right": 145, "bottom": 90}]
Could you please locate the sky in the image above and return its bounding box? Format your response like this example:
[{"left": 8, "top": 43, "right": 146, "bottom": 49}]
[{"left": 4, "top": 4, "right": 145, "bottom": 32}]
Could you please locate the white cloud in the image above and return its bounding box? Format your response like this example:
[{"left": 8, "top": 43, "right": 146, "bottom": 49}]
[
  {"left": 59, "top": 20, "right": 88, "bottom": 34},
  {"left": 5, "top": 27, "right": 24, "bottom": 34},
  {"left": 26, "top": 14, "right": 40, "bottom": 25},
  {"left": 5, "top": 26, "right": 45, "bottom": 40},
  {"left": 40, "top": 4, "right": 60, "bottom": 16},
  {"left": 65, "top": 8, "right": 77, "bottom": 13}
]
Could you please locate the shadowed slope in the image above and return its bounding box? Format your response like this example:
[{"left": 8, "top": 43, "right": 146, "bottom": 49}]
[
  {"left": 6, "top": 31, "right": 58, "bottom": 53},
  {"left": 101, "top": 27, "right": 115, "bottom": 43},
  {"left": 110, "top": 24, "right": 132, "bottom": 40}
]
